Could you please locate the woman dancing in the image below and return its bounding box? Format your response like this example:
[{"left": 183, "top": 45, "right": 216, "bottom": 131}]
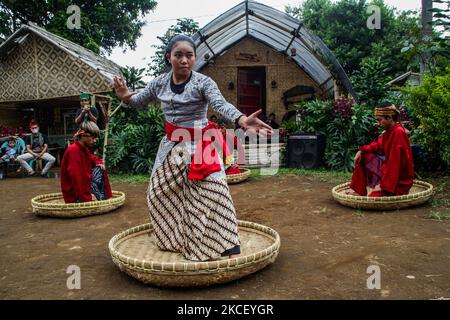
[{"left": 113, "top": 35, "right": 272, "bottom": 261}]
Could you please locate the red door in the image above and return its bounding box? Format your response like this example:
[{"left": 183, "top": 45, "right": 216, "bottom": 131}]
[{"left": 237, "top": 67, "right": 266, "bottom": 116}]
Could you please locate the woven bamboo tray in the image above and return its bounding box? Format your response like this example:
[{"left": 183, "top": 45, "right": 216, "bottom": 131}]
[
  {"left": 226, "top": 168, "right": 251, "bottom": 184},
  {"left": 31, "top": 191, "right": 126, "bottom": 218},
  {"left": 109, "top": 220, "right": 280, "bottom": 287},
  {"left": 332, "top": 180, "right": 434, "bottom": 210}
]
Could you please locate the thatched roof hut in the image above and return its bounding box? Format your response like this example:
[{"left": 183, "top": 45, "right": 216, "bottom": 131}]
[{"left": 0, "top": 23, "right": 121, "bottom": 142}]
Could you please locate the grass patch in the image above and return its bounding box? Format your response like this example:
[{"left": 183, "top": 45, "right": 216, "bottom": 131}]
[
  {"left": 109, "top": 173, "right": 149, "bottom": 184},
  {"left": 428, "top": 211, "right": 450, "bottom": 221},
  {"left": 109, "top": 168, "right": 352, "bottom": 185},
  {"left": 249, "top": 167, "right": 352, "bottom": 185},
  {"left": 431, "top": 197, "right": 450, "bottom": 207},
  {"left": 353, "top": 208, "right": 365, "bottom": 217}
]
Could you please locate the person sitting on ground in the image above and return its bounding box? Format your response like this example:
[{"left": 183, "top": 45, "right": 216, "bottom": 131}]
[
  {"left": 17, "top": 120, "right": 56, "bottom": 177},
  {"left": 75, "top": 92, "right": 99, "bottom": 125},
  {"left": 349, "top": 102, "right": 414, "bottom": 197},
  {"left": 60, "top": 121, "right": 112, "bottom": 203}
]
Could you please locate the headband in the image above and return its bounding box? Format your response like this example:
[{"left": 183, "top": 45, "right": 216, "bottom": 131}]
[{"left": 375, "top": 105, "right": 399, "bottom": 117}]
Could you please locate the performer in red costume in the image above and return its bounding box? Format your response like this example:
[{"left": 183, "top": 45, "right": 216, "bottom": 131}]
[
  {"left": 60, "top": 121, "right": 112, "bottom": 203},
  {"left": 350, "top": 102, "right": 414, "bottom": 197}
]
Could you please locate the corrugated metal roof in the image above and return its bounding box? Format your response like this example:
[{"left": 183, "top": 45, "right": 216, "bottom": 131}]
[
  {"left": 0, "top": 22, "right": 121, "bottom": 81},
  {"left": 192, "top": 0, "right": 355, "bottom": 98}
]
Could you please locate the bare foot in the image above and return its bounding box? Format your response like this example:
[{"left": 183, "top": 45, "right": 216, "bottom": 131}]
[{"left": 229, "top": 254, "right": 240, "bottom": 259}]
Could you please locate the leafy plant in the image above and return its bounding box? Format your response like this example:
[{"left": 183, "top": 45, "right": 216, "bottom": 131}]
[
  {"left": 294, "top": 99, "right": 332, "bottom": 133},
  {"left": 104, "top": 105, "right": 165, "bottom": 174},
  {"left": 325, "top": 101, "right": 376, "bottom": 171},
  {"left": 282, "top": 98, "right": 376, "bottom": 171},
  {"left": 351, "top": 56, "right": 390, "bottom": 107},
  {"left": 402, "top": 73, "right": 450, "bottom": 170},
  {"left": 120, "top": 66, "right": 146, "bottom": 91}
]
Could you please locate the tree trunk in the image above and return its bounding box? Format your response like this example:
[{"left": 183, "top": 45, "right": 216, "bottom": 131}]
[{"left": 420, "top": 0, "right": 433, "bottom": 80}]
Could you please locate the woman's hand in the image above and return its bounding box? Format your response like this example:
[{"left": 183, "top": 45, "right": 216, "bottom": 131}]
[
  {"left": 113, "top": 76, "right": 135, "bottom": 104},
  {"left": 238, "top": 109, "right": 274, "bottom": 137}
]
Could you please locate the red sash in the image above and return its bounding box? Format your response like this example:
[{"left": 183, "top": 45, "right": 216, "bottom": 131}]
[{"left": 165, "top": 121, "right": 231, "bottom": 180}]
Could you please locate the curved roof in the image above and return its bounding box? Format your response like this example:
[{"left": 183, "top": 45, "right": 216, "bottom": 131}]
[{"left": 192, "top": 0, "right": 355, "bottom": 98}]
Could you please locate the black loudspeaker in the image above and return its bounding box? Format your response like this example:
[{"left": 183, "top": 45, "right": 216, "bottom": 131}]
[{"left": 287, "top": 132, "right": 326, "bottom": 169}]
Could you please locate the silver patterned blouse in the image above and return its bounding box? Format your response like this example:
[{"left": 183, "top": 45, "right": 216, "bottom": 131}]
[{"left": 128, "top": 71, "right": 244, "bottom": 177}]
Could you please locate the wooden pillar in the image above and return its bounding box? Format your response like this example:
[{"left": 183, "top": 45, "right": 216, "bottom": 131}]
[{"left": 102, "top": 99, "right": 112, "bottom": 163}]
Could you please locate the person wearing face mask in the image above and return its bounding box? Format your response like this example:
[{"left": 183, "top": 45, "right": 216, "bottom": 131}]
[{"left": 17, "top": 120, "right": 56, "bottom": 177}]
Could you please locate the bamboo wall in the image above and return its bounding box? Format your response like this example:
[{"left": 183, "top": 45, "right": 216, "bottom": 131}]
[{"left": 0, "top": 33, "right": 112, "bottom": 103}]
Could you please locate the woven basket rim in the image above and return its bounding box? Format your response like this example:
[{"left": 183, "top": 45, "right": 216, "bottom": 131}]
[
  {"left": 227, "top": 167, "right": 250, "bottom": 176},
  {"left": 31, "top": 190, "right": 126, "bottom": 210},
  {"left": 108, "top": 220, "right": 280, "bottom": 274},
  {"left": 226, "top": 168, "right": 251, "bottom": 184},
  {"left": 332, "top": 180, "right": 434, "bottom": 204}
]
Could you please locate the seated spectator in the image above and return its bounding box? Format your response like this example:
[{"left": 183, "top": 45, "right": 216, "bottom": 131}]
[
  {"left": 0, "top": 137, "right": 18, "bottom": 171},
  {"left": 17, "top": 120, "right": 55, "bottom": 177}
]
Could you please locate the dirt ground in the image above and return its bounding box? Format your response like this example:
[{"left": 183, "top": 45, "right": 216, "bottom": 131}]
[{"left": 0, "top": 173, "right": 449, "bottom": 300}]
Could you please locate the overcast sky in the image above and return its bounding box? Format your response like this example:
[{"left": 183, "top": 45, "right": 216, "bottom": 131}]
[{"left": 108, "top": 0, "right": 425, "bottom": 80}]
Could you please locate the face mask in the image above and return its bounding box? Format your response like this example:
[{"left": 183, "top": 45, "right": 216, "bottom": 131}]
[{"left": 31, "top": 128, "right": 39, "bottom": 134}]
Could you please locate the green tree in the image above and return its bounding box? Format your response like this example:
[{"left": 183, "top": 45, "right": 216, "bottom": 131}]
[
  {"left": 401, "top": 0, "right": 450, "bottom": 76},
  {"left": 120, "top": 66, "right": 146, "bottom": 91},
  {"left": 286, "top": 0, "right": 419, "bottom": 77},
  {"left": 403, "top": 72, "right": 450, "bottom": 170},
  {"left": 0, "top": 0, "right": 158, "bottom": 54},
  {"left": 351, "top": 56, "right": 390, "bottom": 106},
  {"left": 147, "top": 18, "right": 199, "bottom": 77}
]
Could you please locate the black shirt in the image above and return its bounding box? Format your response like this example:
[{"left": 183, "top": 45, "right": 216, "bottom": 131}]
[
  {"left": 170, "top": 72, "right": 193, "bottom": 94},
  {"left": 26, "top": 133, "right": 49, "bottom": 152}
]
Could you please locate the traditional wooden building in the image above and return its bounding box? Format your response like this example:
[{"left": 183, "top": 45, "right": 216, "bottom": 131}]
[
  {"left": 193, "top": 0, "right": 355, "bottom": 122},
  {"left": 0, "top": 23, "right": 121, "bottom": 145}
]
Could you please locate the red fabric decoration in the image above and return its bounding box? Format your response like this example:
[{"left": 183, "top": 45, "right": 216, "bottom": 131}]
[{"left": 165, "top": 121, "right": 230, "bottom": 180}]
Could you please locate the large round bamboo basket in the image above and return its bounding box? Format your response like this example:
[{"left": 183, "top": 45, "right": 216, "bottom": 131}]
[
  {"left": 226, "top": 168, "right": 251, "bottom": 184},
  {"left": 31, "top": 191, "right": 125, "bottom": 218},
  {"left": 332, "top": 180, "right": 434, "bottom": 210},
  {"left": 109, "top": 220, "right": 280, "bottom": 287}
]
